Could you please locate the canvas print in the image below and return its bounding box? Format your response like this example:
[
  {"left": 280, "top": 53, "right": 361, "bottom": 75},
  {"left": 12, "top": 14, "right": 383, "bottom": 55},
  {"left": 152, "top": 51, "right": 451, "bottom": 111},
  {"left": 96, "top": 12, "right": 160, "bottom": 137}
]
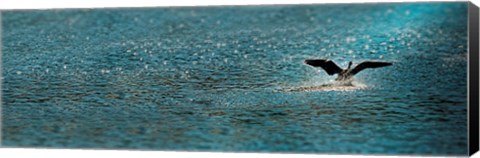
[{"left": 1, "top": 2, "right": 472, "bottom": 156}]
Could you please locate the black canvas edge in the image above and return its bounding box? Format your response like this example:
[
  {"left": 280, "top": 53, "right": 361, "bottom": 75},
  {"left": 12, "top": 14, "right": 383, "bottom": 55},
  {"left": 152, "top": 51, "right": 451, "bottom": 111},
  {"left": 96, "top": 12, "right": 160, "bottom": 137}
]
[{"left": 469, "top": 1, "right": 479, "bottom": 156}]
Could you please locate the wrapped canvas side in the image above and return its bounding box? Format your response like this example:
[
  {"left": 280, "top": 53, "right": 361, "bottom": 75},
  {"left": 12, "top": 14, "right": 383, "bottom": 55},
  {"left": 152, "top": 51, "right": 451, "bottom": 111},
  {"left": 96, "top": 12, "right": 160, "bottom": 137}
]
[{"left": 469, "top": 1, "right": 479, "bottom": 156}]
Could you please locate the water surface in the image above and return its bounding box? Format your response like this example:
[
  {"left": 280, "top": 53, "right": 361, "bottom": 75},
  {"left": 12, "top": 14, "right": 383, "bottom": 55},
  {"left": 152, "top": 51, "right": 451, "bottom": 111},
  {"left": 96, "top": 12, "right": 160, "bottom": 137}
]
[{"left": 2, "top": 2, "right": 468, "bottom": 155}]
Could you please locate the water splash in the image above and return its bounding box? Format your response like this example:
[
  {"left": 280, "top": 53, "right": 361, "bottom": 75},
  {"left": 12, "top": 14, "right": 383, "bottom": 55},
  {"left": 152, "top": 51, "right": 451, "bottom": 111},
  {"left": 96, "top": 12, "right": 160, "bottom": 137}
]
[{"left": 281, "top": 80, "right": 367, "bottom": 92}]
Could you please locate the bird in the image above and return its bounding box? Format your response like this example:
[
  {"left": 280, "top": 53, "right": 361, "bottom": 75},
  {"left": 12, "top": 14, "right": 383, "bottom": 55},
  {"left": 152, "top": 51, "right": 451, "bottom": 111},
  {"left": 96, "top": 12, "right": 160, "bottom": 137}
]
[{"left": 304, "top": 59, "right": 392, "bottom": 81}]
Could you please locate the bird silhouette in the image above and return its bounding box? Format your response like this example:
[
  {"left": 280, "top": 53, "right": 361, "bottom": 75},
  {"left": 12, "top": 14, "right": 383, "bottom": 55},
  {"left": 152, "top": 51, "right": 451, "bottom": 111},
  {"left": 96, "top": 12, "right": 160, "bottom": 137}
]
[{"left": 304, "top": 59, "right": 392, "bottom": 81}]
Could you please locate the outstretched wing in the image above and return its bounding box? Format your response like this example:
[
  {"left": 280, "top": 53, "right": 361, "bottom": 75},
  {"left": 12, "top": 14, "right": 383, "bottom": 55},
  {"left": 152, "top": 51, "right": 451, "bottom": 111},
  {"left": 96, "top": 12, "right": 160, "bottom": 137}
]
[
  {"left": 350, "top": 61, "right": 392, "bottom": 75},
  {"left": 304, "top": 59, "right": 342, "bottom": 75}
]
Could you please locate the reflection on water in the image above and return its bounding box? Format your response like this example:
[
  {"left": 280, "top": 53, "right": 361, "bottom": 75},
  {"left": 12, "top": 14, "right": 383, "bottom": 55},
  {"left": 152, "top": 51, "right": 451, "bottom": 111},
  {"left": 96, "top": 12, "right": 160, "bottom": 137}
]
[{"left": 2, "top": 2, "right": 468, "bottom": 156}]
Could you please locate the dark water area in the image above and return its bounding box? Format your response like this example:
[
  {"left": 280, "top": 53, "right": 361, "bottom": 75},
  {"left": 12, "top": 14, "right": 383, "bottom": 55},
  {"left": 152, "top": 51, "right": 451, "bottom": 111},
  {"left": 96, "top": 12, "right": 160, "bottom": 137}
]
[{"left": 1, "top": 2, "right": 468, "bottom": 155}]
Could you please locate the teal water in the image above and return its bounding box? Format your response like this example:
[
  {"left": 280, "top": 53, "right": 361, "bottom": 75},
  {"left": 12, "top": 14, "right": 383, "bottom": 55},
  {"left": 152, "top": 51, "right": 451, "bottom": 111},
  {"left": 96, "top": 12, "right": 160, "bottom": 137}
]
[{"left": 1, "top": 2, "right": 468, "bottom": 155}]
